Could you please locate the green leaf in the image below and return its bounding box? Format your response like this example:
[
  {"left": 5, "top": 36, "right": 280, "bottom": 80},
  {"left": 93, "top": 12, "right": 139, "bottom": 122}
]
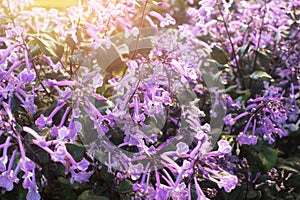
[
  {"left": 250, "top": 71, "right": 272, "bottom": 80},
  {"left": 210, "top": 46, "right": 228, "bottom": 64},
  {"left": 237, "top": 42, "right": 253, "bottom": 58},
  {"left": 57, "top": 177, "right": 80, "bottom": 190},
  {"left": 255, "top": 49, "right": 271, "bottom": 67},
  {"left": 99, "top": 165, "right": 114, "bottom": 182},
  {"left": 65, "top": 33, "right": 76, "bottom": 48},
  {"left": 225, "top": 85, "right": 238, "bottom": 93},
  {"left": 277, "top": 157, "right": 300, "bottom": 174},
  {"left": 226, "top": 188, "right": 246, "bottom": 200},
  {"left": 29, "top": 44, "right": 41, "bottom": 57},
  {"left": 119, "top": 180, "right": 133, "bottom": 192},
  {"left": 0, "top": 183, "right": 27, "bottom": 200},
  {"left": 242, "top": 141, "right": 278, "bottom": 172},
  {"left": 257, "top": 145, "right": 278, "bottom": 171},
  {"left": 247, "top": 188, "right": 261, "bottom": 199},
  {"left": 39, "top": 150, "right": 50, "bottom": 164},
  {"left": 65, "top": 143, "right": 86, "bottom": 162},
  {"left": 68, "top": 51, "right": 90, "bottom": 67},
  {"left": 30, "top": 33, "right": 64, "bottom": 61},
  {"left": 78, "top": 191, "right": 109, "bottom": 200}
]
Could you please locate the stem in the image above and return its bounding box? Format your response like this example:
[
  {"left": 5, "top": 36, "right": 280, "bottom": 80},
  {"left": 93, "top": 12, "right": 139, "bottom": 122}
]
[
  {"left": 31, "top": 53, "right": 51, "bottom": 96},
  {"left": 69, "top": 17, "right": 81, "bottom": 77},
  {"left": 216, "top": 0, "right": 245, "bottom": 89},
  {"left": 244, "top": 171, "right": 249, "bottom": 200},
  {"left": 130, "top": 0, "right": 149, "bottom": 60},
  {"left": 252, "top": 0, "right": 267, "bottom": 71},
  {"left": 7, "top": 0, "right": 50, "bottom": 96},
  {"left": 120, "top": 0, "right": 150, "bottom": 78},
  {"left": 10, "top": 123, "right": 41, "bottom": 164}
]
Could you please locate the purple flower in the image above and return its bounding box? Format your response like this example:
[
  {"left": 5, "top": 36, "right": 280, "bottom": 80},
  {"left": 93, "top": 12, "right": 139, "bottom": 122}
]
[
  {"left": 68, "top": 121, "right": 82, "bottom": 141},
  {"left": 224, "top": 112, "right": 249, "bottom": 126},
  {"left": 26, "top": 187, "right": 41, "bottom": 200},
  {"left": 287, "top": 83, "right": 300, "bottom": 122},
  {"left": 123, "top": 135, "right": 139, "bottom": 146},
  {"left": 176, "top": 142, "right": 189, "bottom": 156},
  {"left": 0, "top": 137, "right": 11, "bottom": 172},
  {"left": 128, "top": 163, "right": 144, "bottom": 181},
  {"left": 21, "top": 95, "right": 37, "bottom": 114},
  {"left": 42, "top": 55, "right": 62, "bottom": 73},
  {"left": 130, "top": 96, "right": 146, "bottom": 124},
  {"left": 59, "top": 87, "right": 72, "bottom": 101},
  {"left": 19, "top": 69, "right": 36, "bottom": 83},
  {"left": 5, "top": 26, "right": 23, "bottom": 38},
  {"left": 35, "top": 114, "right": 50, "bottom": 129},
  {"left": 227, "top": 95, "right": 291, "bottom": 145},
  {"left": 22, "top": 170, "right": 40, "bottom": 200},
  {"left": 0, "top": 44, "right": 17, "bottom": 64},
  {"left": 47, "top": 79, "right": 76, "bottom": 87},
  {"left": 127, "top": 60, "right": 139, "bottom": 73},
  {"left": 20, "top": 157, "right": 35, "bottom": 172},
  {"left": 2, "top": 102, "right": 14, "bottom": 122},
  {"left": 17, "top": 134, "right": 41, "bottom": 200},
  {"left": 224, "top": 114, "right": 235, "bottom": 126},
  {"left": 217, "top": 174, "right": 238, "bottom": 193},
  {"left": 204, "top": 167, "right": 238, "bottom": 193},
  {"left": 145, "top": 15, "right": 158, "bottom": 32},
  {"left": 57, "top": 126, "right": 70, "bottom": 140},
  {"left": 91, "top": 93, "right": 107, "bottom": 102},
  {"left": 50, "top": 126, "right": 59, "bottom": 137},
  {"left": 237, "top": 133, "right": 258, "bottom": 145},
  {"left": 0, "top": 150, "right": 19, "bottom": 191},
  {"left": 216, "top": 140, "right": 231, "bottom": 155},
  {"left": 50, "top": 143, "right": 69, "bottom": 163},
  {"left": 35, "top": 103, "right": 65, "bottom": 129},
  {"left": 0, "top": 171, "right": 17, "bottom": 191},
  {"left": 69, "top": 169, "right": 93, "bottom": 184},
  {"left": 236, "top": 116, "right": 258, "bottom": 145},
  {"left": 149, "top": 11, "right": 176, "bottom": 28},
  {"left": 68, "top": 159, "right": 93, "bottom": 184},
  {"left": 224, "top": 95, "right": 241, "bottom": 110},
  {"left": 23, "top": 127, "right": 47, "bottom": 147},
  {"left": 194, "top": 177, "right": 209, "bottom": 200},
  {"left": 67, "top": 158, "right": 92, "bottom": 185},
  {"left": 171, "top": 183, "right": 188, "bottom": 200},
  {"left": 76, "top": 158, "right": 89, "bottom": 171},
  {"left": 4, "top": 60, "right": 21, "bottom": 75},
  {"left": 156, "top": 186, "right": 171, "bottom": 200}
]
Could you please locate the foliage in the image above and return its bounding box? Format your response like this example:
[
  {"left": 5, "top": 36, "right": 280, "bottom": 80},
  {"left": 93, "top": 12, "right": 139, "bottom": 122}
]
[{"left": 0, "top": 0, "right": 299, "bottom": 199}]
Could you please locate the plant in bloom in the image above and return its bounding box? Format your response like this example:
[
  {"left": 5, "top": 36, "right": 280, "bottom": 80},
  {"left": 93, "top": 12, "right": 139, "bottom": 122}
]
[{"left": 0, "top": 0, "right": 299, "bottom": 199}]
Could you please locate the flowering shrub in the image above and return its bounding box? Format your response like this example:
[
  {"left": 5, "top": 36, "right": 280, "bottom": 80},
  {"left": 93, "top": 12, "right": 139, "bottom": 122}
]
[{"left": 0, "top": 0, "right": 299, "bottom": 199}]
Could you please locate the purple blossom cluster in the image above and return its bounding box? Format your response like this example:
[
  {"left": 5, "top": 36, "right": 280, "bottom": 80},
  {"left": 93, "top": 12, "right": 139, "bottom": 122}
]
[
  {"left": 96, "top": 29, "right": 238, "bottom": 199},
  {"left": 184, "top": 0, "right": 299, "bottom": 145},
  {"left": 0, "top": 0, "right": 143, "bottom": 198},
  {"left": 0, "top": 0, "right": 299, "bottom": 199},
  {"left": 225, "top": 91, "right": 298, "bottom": 145}
]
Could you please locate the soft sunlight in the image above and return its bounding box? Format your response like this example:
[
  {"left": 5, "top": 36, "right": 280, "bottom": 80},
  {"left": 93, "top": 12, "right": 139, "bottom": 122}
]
[
  {"left": 0, "top": 0, "right": 299, "bottom": 199},
  {"left": 30, "top": 0, "right": 80, "bottom": 9}
]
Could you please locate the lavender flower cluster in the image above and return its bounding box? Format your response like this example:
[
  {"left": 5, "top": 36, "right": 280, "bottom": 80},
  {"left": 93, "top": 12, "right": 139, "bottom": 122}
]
[{"left": 0, "top": 0, "right": 299, "bottom": 199}]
